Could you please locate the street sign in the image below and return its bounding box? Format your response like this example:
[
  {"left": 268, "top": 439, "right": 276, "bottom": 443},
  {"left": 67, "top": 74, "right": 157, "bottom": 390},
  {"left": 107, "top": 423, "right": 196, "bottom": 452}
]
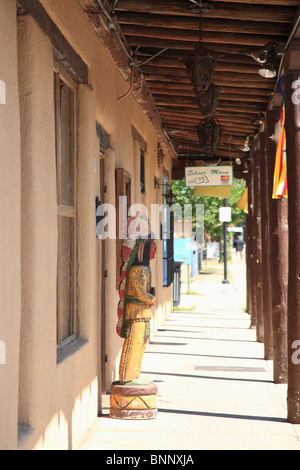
[
  {"left": 174, "top": 238, "right": 193, "bottom": 265},
  {"left": 219, "top": 206, "right": 231, "bottom": 222}
]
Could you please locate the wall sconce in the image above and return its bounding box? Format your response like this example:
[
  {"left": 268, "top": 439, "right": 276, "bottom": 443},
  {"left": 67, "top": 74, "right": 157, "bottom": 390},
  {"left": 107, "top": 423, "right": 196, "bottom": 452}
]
[
  {"left": 258, "top": 63, "right": 276, "bottom": 78},
  {"left": 251, "top": 41, "right": 280, "bottom": 79},
  {"left": 251, "top": 41, "right": 278, "bottom": 63},
  {"left": 154, "top": 177, "right": 177, "bottom": 206},
  {"left": 197, "top": 116, "right": 222, "bottom": 155}
]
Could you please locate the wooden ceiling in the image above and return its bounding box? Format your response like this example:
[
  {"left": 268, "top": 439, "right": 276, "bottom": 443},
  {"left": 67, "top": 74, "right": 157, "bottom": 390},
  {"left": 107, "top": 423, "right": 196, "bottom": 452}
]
[{"left": 110, "top": 0, "right": 299, "bottom": 177}]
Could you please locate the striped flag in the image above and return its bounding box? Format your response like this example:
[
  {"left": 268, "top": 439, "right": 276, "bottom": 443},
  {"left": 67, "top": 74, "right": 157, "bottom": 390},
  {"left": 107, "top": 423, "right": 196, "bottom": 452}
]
[{"left": 272, "top": 102, "right": 287, "bottom": 199}]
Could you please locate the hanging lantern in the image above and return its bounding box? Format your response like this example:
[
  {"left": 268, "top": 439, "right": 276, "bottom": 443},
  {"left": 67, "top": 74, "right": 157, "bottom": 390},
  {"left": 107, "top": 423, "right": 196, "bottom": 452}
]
[
  {"left": 185, "top": 44, "right": 218, "bottom": 91},
  {"left": 164, "top": 187, "right": 177, "bottom": 207},
  {"left": 197, "top": 117, "right": 222, "bottom": 155},
  {"left": 193, "top": 85, "right": 222, "bottom": 116}
]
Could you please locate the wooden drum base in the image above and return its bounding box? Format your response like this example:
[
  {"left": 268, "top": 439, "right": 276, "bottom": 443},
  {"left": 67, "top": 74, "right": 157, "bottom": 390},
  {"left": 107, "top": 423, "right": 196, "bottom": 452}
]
[{"left": 110, "top": 381, "right": 158, "bottom": 420}]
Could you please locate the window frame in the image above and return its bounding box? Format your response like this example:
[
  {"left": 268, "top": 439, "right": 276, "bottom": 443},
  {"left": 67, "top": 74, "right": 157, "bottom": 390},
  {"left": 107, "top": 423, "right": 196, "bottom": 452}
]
[
  {"left": 54, "top": 65, "right": 79, "bottom": 348},
  {"left": 162, "top": 174, "right": 174, "bottom": 287},
  {"left": 162, "top": 175, "right": 169, "bottom": 286},
  {"left": 140, "top": 148, "right": 145, "bottom": 194}
]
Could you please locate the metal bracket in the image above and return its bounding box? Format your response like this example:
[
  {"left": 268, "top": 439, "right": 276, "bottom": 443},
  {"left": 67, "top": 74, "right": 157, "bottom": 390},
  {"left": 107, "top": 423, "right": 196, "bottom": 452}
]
[{"left": 188, "top": 0, "right": 213, "bottom": 14}]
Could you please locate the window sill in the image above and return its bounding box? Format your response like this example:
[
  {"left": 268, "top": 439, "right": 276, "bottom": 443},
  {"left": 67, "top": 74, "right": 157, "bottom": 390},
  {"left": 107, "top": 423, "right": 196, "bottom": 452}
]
[{"left": 57, "top": 336, "right": 88, "bottom": 365}]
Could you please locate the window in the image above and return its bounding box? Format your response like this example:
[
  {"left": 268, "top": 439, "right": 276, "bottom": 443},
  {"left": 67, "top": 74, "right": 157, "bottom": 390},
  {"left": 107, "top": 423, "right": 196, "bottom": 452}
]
[
  {"left": 54, "top": 68, "right": 78, "bottom": 347},
  {"left": 140, "top": 149, "right": 145, "bottom": 193},
  {"left": 115, "top": 168, "right": 131, "bottom": 289}
]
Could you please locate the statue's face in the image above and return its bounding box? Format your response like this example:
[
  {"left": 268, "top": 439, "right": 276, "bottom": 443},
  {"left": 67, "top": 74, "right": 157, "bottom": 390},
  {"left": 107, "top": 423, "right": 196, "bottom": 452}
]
[{"left": 150, "top": 240, "right": 157, "bottom": 260}]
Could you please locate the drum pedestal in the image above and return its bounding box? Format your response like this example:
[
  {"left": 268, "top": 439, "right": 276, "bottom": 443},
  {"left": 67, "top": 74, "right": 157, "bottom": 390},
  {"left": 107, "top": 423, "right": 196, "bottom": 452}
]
[{"left": 109, "top": 381, "right": 158, "bottom": 420}]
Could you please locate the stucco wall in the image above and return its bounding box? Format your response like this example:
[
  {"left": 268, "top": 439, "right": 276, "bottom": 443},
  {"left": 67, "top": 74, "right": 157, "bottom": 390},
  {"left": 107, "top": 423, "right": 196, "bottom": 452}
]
[
  {"left": 1, "top": 0, "right": 172, "bottom": 450},
  {"left": 0, "top": 0, "right": 21, "bottom": 451}
]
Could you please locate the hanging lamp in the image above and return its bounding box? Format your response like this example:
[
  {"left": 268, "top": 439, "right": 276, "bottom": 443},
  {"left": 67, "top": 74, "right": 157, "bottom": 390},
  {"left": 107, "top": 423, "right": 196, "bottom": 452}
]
[
  {"left": 193, "top": 84, "right": 223, "bottom": 116},
  {"left": 184, "top": 9, "right": 217, "bottom": 91},
  {"left": 197, "top": 116, "right": 222, "bottom": 155}
]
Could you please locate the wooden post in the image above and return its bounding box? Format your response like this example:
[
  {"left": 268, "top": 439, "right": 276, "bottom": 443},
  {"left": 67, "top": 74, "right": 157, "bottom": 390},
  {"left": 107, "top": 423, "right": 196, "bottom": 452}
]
[
  {"left": 266, "top": 102, "right": 288, "bottom": 384},
  {"left": 247, "top": 163, "right": 256, "bottom": 330},
  {"left": 245, "top": 179, "right": 253, "bottom": 319},
  {"left": 259, "top": 130, "right": 273, "bottom": 360},
  {"left": 252, "top": 145, "right": 264, "bottom": 343},
  {"left": 285, "top": 68, "right": 300, "bottom": 423}
]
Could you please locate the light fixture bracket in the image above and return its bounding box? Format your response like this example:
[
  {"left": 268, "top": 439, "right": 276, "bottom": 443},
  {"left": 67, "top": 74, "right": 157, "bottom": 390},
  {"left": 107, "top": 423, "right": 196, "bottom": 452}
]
[
  {"left": 188, "top": 0, "right": 213, "bottom": 14},
  {"left": 154, "top": 177, "right": 176, "bottom": 206}
]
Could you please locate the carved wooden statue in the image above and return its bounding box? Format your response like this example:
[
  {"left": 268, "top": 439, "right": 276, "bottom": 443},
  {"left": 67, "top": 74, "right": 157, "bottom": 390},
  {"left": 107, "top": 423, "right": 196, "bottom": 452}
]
[{"left": 110, "top": 216, "right": 158, "bottom": 419}]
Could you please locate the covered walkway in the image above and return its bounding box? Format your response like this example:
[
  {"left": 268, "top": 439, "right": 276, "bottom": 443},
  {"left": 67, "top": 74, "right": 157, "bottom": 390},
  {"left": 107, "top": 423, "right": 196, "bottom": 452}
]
[{"left": 78, "top": 262, "right": 300, "bottom": 451}]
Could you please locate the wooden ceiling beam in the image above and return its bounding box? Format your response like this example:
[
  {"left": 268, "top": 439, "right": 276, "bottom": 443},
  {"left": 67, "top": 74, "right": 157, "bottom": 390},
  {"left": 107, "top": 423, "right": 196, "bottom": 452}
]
[
  {"left": 159, "top": 104, "right": 261, "bottom": 117},
  {"left": 154, "top": 96, "right": 265, "bottom": 112},
  {"left": 115, "top": 0, "right": 297, "bottom": 23},
  {"left": 148, "top": 82, "right": 272, "bottom": 96},
  {"left": 211, "top": 0, "right": 298, "bottom": 6},
  {"left": 121, "top": 24, "right": 287, "bottom": 47},
  {"left": 117, "top": 13, "right": 290, "bottom": 36},
  {"left": 138, "top": 57, "right": 262, "bottom": 75},
  {"left": 163, "top": 114, "right": 257, "bottom": 126},
  {"left": 172, "top": 136, "right": 244, "bottom": 151},
  {"left": 137, "top": 49, "right": 270, "bottom": 65},
  {"left": 175, "top": 144, "right": 246, "bottom": 157},
  {"left": 143, "top": 72, "right": 275, "bottom": 89},
  {"left": 126, "top": 36, "right": 269, "bottom": 54},
  {"left": 152, "top": 89, "right": 269, "bottom": 103},
  {"left": 165, "top": 123, "right": 255, "bottom": 135},
  {"left": 165, "top": 121, "right": 255, "bottom": 134},
  {"left": 170, "top": 132, "right": 246, "bottom": 146},
  {"left": 163, "top": 122, "right": 254, "bottom": 134},
  {"left": 141, "top": 65, "right": 276, "bottom": 83}
]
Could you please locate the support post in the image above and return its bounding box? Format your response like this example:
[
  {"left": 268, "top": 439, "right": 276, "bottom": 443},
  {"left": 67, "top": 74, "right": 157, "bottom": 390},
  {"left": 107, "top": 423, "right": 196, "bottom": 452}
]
[
  {"left": 260, "top": 130, "right": 273, "bottom": 360},
  {"left": 245, "top": 207, "right": 252, "bottom": 317},
  {"left": 222, "top": 199, "right": 230, "bottom": 284},
  {"left": 266, "top": 101, "right": 288, "bottom": 384},
  {"left": 252, "top": 146, "right": 264, "bottom": 343},
  {"left": 247, "top": 163, "right": 256, "bottom": 329},
  {"left": 285, "top": 69, "right": 300, "bottom": 422}
]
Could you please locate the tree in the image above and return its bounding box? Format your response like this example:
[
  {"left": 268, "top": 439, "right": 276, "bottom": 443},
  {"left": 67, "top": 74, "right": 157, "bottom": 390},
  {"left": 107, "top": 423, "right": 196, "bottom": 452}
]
[{"left": 172, "top": 177, "right": 246, "bottom": 241}]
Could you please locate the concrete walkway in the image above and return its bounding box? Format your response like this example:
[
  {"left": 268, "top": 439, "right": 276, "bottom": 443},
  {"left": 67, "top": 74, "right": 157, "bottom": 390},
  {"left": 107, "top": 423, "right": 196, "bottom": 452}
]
[{"left": 78, "top": 262, "right": 300, "bottom": 451}]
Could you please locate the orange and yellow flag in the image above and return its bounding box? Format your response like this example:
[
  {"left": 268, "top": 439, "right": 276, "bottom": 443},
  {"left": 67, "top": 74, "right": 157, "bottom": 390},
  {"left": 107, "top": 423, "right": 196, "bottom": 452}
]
[
  {"left": 272, "top": 102, "right": 287, "bottom": 199},
  {"left": 236, "top": 187, "right": 248, "bottom": 214}
]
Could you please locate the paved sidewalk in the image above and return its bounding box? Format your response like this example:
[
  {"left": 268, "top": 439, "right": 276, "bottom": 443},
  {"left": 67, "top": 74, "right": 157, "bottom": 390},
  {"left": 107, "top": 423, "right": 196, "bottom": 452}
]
[{"left": 78, "top": 262, "right": 300, "bottom": 450}]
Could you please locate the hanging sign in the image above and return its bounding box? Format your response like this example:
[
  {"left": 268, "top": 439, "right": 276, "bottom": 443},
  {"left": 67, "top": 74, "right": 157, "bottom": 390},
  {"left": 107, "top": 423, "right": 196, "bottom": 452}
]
[{"left": 185, "top": 166, "right": 233, "bottom": 187}]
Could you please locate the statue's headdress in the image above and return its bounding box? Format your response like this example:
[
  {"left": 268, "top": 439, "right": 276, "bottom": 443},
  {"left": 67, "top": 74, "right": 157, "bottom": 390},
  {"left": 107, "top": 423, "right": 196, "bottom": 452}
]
[{"left": 116, "top": 216, "right": 154, "bottom": 337}]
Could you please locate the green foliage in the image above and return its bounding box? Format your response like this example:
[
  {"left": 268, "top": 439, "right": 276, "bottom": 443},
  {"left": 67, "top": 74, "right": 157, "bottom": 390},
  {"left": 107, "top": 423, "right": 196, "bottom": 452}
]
[{"left": 172, "top": 177, "right": 246, "bottom": 241}]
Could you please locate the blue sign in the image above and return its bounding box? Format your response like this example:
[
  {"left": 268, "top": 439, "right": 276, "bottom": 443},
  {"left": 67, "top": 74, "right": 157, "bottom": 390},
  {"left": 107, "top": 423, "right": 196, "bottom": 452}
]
[{"left": 174, "top": 238, "right": 193, "bottom": 265}]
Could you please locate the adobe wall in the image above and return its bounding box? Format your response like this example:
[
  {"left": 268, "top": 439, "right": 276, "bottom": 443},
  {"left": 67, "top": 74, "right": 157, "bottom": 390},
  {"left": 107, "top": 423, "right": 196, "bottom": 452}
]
[{"left": 0, "top": 0, "right": 172, "bottom": 450}]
